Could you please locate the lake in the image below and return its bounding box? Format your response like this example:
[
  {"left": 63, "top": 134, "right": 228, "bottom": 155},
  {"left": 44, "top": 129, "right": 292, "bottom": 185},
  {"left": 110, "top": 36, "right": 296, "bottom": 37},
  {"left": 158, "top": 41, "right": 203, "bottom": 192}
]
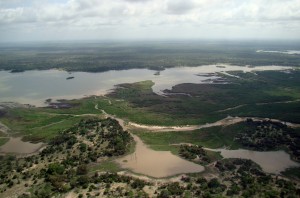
[
  {"left": 116, "top": 135, "right": 205, "bottom": 178},
  {"left": 207, "top": 148, "right": 300, "bottom": 174},
  {"left": 0, "top": 137, "right": 44, "bottom": 154},
  {"left": 0, "top": 64, "right": 292, "bottom": 106},
  {"left": 0, "top": 64, "right": 297, "bottom": 176}
]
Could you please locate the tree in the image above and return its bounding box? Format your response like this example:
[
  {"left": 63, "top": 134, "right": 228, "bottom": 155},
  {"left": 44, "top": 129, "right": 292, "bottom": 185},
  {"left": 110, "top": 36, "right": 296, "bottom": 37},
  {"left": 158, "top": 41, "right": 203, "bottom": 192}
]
[
  {"left": 47, "top": 163, "right": 65, "bottom": 175},
  {"left": 76, "top": 164, "right": 88, "bottom": 175}
]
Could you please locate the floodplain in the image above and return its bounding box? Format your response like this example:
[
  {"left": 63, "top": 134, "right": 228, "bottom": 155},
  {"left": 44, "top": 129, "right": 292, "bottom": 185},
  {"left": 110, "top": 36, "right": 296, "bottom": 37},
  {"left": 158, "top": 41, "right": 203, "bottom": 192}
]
[{"left": 0, "top": 41, "right": 300, "bottom": 197}]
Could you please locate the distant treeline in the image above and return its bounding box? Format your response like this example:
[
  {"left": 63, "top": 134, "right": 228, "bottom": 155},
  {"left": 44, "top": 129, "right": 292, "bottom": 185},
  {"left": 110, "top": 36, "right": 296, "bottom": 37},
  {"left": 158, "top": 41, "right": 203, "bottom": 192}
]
[{"left": 1, "top": 41, "right": 300, "bottom": 72}]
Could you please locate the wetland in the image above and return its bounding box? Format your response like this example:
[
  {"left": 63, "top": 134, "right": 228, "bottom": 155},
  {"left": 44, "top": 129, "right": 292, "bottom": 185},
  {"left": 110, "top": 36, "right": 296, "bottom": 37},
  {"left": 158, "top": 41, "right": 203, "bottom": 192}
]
[
  {"left": 0, "top": 41, "right": 300, "bottom": 197},
  {"left": 0, "top": 64, "right": 293, "bottom": 106}
]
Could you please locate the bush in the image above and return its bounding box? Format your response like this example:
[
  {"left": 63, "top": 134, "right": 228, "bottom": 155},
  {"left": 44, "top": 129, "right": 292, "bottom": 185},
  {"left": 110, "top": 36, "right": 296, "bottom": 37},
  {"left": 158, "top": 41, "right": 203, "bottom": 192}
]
[{"left": 47, "top": 163, "right": 65, "bottom": 175}]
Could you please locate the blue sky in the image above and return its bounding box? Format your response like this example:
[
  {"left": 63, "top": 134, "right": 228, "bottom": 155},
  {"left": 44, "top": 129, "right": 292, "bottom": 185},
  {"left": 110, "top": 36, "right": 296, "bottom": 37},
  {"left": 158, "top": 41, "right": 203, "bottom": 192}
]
[{"left": 0, "top": 0, "right": 300, "bottom": 42}]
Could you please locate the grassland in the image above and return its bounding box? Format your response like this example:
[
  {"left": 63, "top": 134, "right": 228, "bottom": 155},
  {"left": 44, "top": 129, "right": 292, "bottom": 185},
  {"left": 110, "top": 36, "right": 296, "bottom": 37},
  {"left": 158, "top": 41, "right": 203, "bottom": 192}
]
[
  {"left": 89, "top": 160, "right": 121, "bottom": 174},
  {"left": 0, "top": 108, "right": 83, "bottom": 142},
  {"left": 132, "top": 124, "right": 245, "bottom": 151},
  {"left": 0, "top": 100, "right": 105, "bottom": 142},
  {"left": 105, "top": 70, "right": 300, "bottom": 125}
]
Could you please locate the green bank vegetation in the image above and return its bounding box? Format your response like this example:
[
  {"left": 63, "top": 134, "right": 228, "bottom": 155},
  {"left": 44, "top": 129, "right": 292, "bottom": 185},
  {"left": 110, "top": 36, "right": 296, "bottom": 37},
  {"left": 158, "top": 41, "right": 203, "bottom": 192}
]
[
  {"left": 134, "top": 120, "right": 300, "bottom": 160},
  {"left": 132, "top": 124, "right": 244, "bottom": 151},
  {"left": 0, "top": 138, "right": 9, "bottom": 147}
]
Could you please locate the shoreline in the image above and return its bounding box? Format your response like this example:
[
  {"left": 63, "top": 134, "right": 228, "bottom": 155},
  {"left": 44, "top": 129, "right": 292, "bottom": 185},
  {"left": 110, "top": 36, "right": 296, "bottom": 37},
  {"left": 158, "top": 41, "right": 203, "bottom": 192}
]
[
  {"left": 0, "top": 63, "right": 297, "bottom": 74},
  {"left": 0, "top": 64, "right": 296, "bottom": 107}
]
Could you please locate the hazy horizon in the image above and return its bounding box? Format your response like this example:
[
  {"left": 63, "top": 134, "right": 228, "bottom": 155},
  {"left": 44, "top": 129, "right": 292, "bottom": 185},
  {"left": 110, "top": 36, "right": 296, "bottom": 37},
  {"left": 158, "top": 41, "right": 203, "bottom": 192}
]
[
  {"left": 1, "top": 38, "right": 300, "bottom": 46},
  {"left": 1, "top": 0, "right": 300, "bottom": 42}
]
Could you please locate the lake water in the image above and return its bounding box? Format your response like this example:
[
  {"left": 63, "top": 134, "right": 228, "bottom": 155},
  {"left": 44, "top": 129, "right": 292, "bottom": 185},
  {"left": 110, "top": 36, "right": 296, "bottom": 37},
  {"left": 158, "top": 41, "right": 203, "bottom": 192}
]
[
  {"left": 0, "top": 137, "right": 44, "bottom": 154},
  {"left": 257, "top": 50, "right": 300, "bottom": 55},
  {"left": 208, "top": 148, "right": 300, "bottom": 174},
  {"left": 0, "top": 64, "right": 292, "bottom": 106},
  {"left": 116, "top": 135, "right": 205, "bottom": 178},
  {"left": 0, "top": 64, "right": 297, "bottom": 176}
]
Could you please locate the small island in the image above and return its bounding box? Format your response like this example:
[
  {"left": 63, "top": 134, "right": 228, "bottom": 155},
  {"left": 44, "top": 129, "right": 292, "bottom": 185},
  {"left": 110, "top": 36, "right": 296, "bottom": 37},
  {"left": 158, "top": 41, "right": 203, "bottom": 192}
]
[{"left": 66, "top": 76, "right": 75, "bottom": 80}]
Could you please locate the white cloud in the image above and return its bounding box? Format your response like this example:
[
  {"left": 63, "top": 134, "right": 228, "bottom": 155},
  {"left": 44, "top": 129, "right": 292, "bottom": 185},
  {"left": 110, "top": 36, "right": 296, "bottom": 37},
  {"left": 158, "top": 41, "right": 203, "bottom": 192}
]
[
  {"left": 166, "top": 0, "right": 196, "bottom": 15},
  {"left": 0, "top": 0, "right": 299, "bottom": 41}
]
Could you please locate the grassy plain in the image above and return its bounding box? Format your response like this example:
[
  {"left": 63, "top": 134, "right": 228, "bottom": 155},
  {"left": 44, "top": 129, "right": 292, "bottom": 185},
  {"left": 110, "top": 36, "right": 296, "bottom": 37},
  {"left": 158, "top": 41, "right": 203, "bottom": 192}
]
[
  {"left": 106, "top": 70, "right": 300, "bottom": 125},
  {"left": 132, "top": 124, "right": 244, "bottom": 151},
  {"left": 0, "top": 107, "right": 98, "bottom": 142},
  {"left": 89, "top": 160, "right": 121, "bottom": 173}
]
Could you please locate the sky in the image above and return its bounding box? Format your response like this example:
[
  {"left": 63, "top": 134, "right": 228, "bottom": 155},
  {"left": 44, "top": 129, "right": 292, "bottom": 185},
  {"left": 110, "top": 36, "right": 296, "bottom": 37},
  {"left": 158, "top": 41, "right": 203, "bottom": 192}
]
[{"left": 0, "top": 0, "right": 300, "bottom": 42}]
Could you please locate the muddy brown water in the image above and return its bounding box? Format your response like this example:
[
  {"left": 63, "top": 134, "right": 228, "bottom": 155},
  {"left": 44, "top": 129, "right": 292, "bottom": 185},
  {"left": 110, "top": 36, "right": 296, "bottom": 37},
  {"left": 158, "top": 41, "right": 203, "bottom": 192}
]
[
  {"left": 0, "top": 137, "right": 44, "bottom": 154},
  {"left": 116, "top": 135, "right": 205, "bottom": 178},
  {"left": 207, "top": 148, "right": 300, "bottom": 174}
]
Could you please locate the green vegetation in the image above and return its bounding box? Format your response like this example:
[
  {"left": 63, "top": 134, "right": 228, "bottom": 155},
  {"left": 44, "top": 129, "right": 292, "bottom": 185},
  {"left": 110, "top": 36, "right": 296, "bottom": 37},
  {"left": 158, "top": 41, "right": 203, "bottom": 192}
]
[
  {"left": 2, "top": 70, "right": 299, "bottom": 137},
  {"left": 101, "top": 70, "right": 300, "bottom": 126},
  {"left": 211, "top": 159, "right": 300, "bottom": 197},
  {"left": 0, "top": 42, "right": 300, "bottom": 197},
  {"left": 134, "top": 119, "right": 300, "bottom": 163},
  {"left": 133, "top": 125, "right": 243, "bottom": 150},
  {"left": 155, "top": 158, "right": 300, "bottom": 197},
  {"left": 0, "top": 101, "right": 103, "bottom": 142},
  {"left": 0, "top": 109, "right": 82, "bottom": 142},
  {"left": 282, "top": 167, "right": 300, "bottom": 180},
  {"left": 0, "top": 118, "right": 134, "bottom": 197},
  {"left": 1, "top": 41, "right": 300, "bottom": 72},
  {"left": 89, "top": 160, "right": 121, "bottom": 173},
  {"left": 179, "top": 144, "right": 222, "bottom": 165},
  {"left": 235, "top": 119, "right": 300, "bottom": 162},
  {"left": 0, "top": 131, "right": 7, "bottom": 137},
  {"left": 0, "top": 138, "right": 9, "bottom": 146}
]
